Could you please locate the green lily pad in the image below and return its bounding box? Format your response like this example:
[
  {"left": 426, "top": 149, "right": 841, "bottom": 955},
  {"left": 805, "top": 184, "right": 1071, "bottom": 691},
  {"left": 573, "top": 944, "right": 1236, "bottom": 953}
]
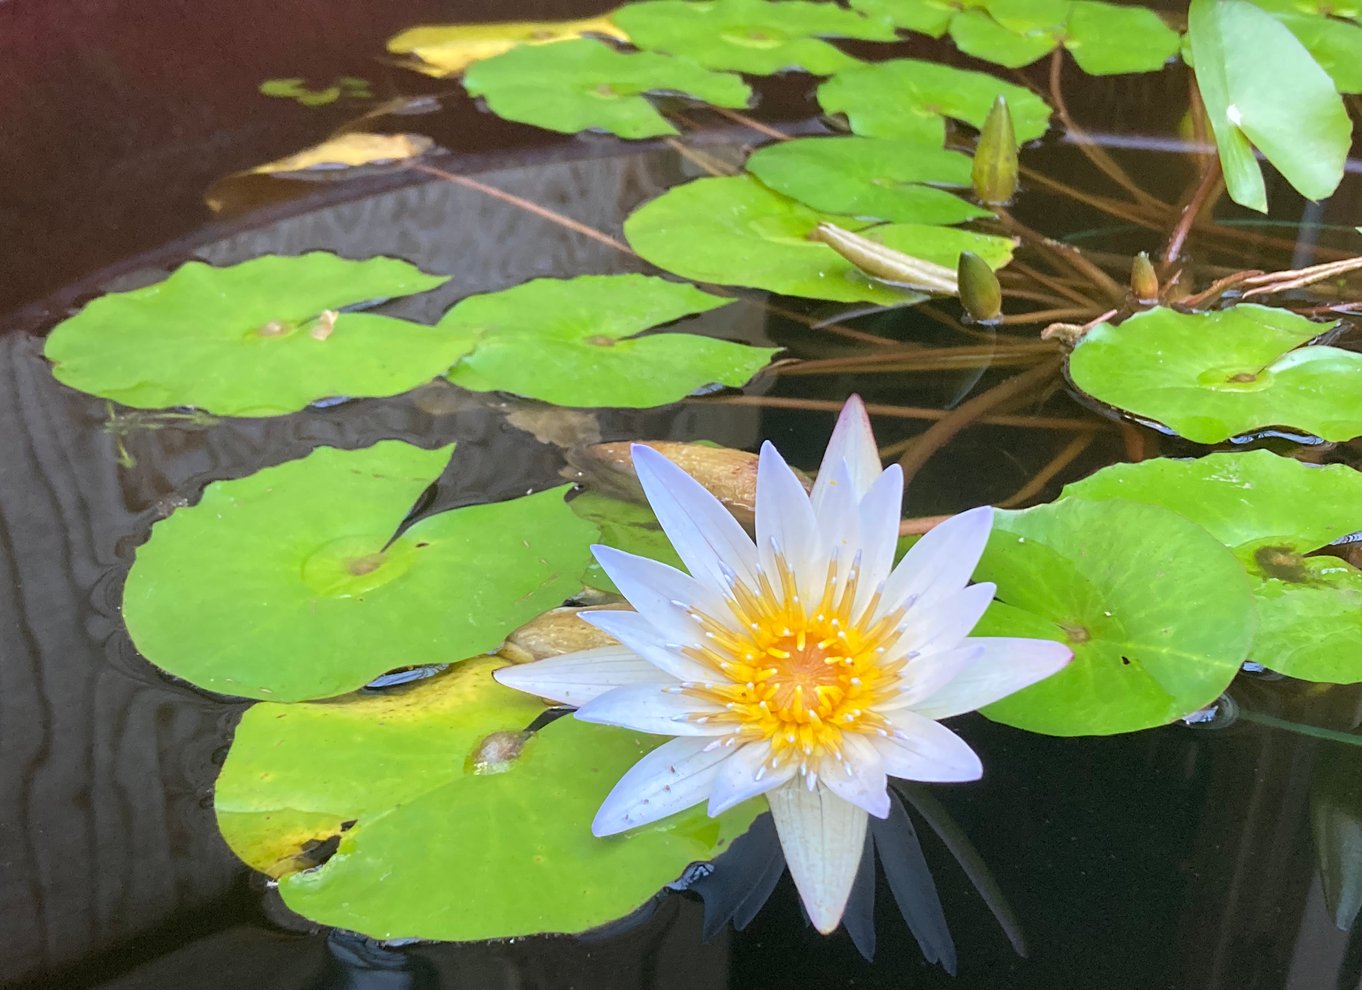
[
  {"left": 1266, "top": 9, "right": 1362, "bottom": 93},
  {"left": 569, "top": 491, "right": 686, "bottom": 593},
  {"left": 948, "top": 8, "right": 1059, "bottom": 67},
  {"left": 219, "top": 675, "right": 760, "bottom": 940},
  {"left": 43, "top": 253, "right": 462, "bottom": 417},
  {"left": 853, "top": 0, "right": 1176, "bottom": 72},
  {"left": 1063, "top": 2, "right": 1181, "bottom": 74},
  {"left": 462, "top": 38, "right": 753, "bottom": 139},
  {"left": 849, "top": 0, "right": 959, "bottom": 36},
  {"left": 817, "top": 59, "right": 1052, "bottom": 144},
  {"left": 123, "top": 442, "right": 596, "bottom": 702},
  {"left": 1067, "top": 304, "right": 1362, "bottom": 444},
  {"left": 974, "top": 498, "right": 1256, "bottom": 735},
  {"left": 745, "top": 136, "right": 991, "bottom": 225},
  {"left": 613, "top": 0, "right": 898, "bottom": 76},
  {"left": 623, "top": 175, "right": 1015, "bottom": 304},
  {"left": 1062, "top": 451, "right": 1362, "bottom": 683},
  {"left": 1188, "top": 0, "right": 1349, "bottom": 212},
  {"left": 216, "top": 656, "right": 545, "bottom": 876},
  {"left": 440, "top": 275, "right": 776, "bottom": 407}
]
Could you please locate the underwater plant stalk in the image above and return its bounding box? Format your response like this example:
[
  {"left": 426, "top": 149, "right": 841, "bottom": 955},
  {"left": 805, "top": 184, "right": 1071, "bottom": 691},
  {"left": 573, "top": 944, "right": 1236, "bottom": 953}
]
[{"left": 895, "top": 355, "right": 1065, "bottom": 484}]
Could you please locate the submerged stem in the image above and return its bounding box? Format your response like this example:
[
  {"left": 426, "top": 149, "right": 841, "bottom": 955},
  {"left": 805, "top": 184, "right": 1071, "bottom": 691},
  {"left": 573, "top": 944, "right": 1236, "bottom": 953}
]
[
  {"left": 895, "top": 354, "right": 1066, "bottom": 484},
  {"left": 411, "top": 163, "right": 634, "bottom": 255}
]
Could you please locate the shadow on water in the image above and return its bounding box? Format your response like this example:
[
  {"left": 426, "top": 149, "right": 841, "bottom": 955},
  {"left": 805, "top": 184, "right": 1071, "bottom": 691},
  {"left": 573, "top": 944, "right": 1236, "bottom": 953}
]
[{"left": 3, "top": 2, "right": 1362, "bottom": 989}]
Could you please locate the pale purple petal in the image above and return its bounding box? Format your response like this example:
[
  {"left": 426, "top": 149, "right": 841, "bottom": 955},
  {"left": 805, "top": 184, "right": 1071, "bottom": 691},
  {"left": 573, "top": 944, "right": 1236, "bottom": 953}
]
[
  {"left": 492, "top": 647, "right": 669, "bottom": 706},
  {"left": 592, "top": 736, "right": 734, "bottom": 836},
  {"left": 853, "top": 464, "right": 905, "bottom": 613},
  {"left": 812, "top": 395, "right": 882, "bottom": 510},
  {"left": 896, "top": 582, "right": 997, "bottom": 658},
  {"left": 767, "top": 780, "right": 870, "bottom": 934},
  {"left": 755, "top": 441, "right": 821, "bottom": 600},
  {"left": 912, "top": 637, "right": 1072, "bottom": 720},
  {"left": 576, "top": 683, "right": 728, "bottom": 736},
  {"left": 706, "top": 739, "right": 795, "bottom": 815},
  {"left": 592, "top": 545, "right": 727, "bottom": 648},
  {"left": 581, "top": 609, "right": 714, "bottom": 683},
  {"left": 882, "top": 505, "right": 994, "bottom": 614},
  {"left": 631, "top": 444, "right": 758, "bottom": 589},
  {"left": 874, "top": 710, "right": 983, "bottom": 782},
  {"left": 818, "top": 734, "right": 891, "bottom": 818}
]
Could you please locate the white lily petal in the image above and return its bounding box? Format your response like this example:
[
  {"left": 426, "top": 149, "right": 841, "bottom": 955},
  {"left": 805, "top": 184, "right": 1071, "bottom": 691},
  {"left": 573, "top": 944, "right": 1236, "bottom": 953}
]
[
  {"left": 818, "top": 734, "right": 891, "bottom": 818},
  {"left": 913, "top": 636, "right": 1072, "bottom": 720},
  {"left": 883, "top": 505, "right": 994, "bottom": 614},
  {"left": 492, "top": 647, "right": 669, "bottom": 706},
  {"left": 576, "top": 683, "right": 729, "bottom": 736},
  {"left": 897, "top": 582, "right": 997, "bottom": 658},
  {"left": 706, "top": 740, "right": 795, "bottom": 815},
  {"left": 767, "top": 780, "right": 870, "bottom": 934},
  {"left": 812, "top": 394, "right": 881, "bottom": 510},
  {"left": 592, "top": 545, "right": 727, "bottom": 647},
  {"left": 581, "top": 610, "right": 714, "bottom": 683},
  {"left": 875, "top": 710, "right": 983, "bottom": 782},
  {"left": 631, "top": 444, "right": 758, "bottom": 589},
  {"left": 592, "top": 735, "right": 734, "bottom": 836},
  {"left": 756, "top": 441, "right": 821, "bottom": 601},
  {"left": 853, "top": 464, "right": 905, "bottom": 614},
  {"left": 813, "top": 457, "right": 860, "bottom": 571},
  {"left": 879, "top": 641, "right": 985, "bottom": 712}
]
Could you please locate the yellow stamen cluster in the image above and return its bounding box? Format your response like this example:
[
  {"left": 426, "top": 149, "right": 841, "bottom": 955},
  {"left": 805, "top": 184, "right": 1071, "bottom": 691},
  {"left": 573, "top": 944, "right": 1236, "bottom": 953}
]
[{"left": 679, "top": 552, "right": 911, "bottom": 774}]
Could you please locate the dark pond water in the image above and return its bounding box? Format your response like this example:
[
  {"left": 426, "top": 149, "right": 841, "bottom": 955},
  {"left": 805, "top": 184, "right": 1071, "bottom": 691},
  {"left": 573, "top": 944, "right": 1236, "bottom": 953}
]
[{"left": 3, "top": 2, "right": 1362, "bottom": 989}]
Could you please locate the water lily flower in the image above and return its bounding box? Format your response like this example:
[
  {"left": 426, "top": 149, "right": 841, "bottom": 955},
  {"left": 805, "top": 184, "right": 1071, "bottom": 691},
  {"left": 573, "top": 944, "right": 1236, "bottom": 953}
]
[{"left": 495, "top": 397, "right": 1071, "bottom": 934}]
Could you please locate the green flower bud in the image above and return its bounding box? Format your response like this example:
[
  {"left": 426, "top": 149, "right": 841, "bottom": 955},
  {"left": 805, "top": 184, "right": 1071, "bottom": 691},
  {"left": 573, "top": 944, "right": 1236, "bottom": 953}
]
[
  {"left": 1130, "top": 251, "right": 1159, "bottom": 304},
  {"left": 972, "top": 95, "right": 1019, "bottom": 206},
  {"left": 957, "top": 251, "right": 1002, "bottom": 324}
]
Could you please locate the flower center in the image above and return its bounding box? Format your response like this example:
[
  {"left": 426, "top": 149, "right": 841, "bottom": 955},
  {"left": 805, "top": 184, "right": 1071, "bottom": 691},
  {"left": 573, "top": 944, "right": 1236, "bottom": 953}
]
[{"left": 680, "top": 553, "right": 911, "bottom": 770}]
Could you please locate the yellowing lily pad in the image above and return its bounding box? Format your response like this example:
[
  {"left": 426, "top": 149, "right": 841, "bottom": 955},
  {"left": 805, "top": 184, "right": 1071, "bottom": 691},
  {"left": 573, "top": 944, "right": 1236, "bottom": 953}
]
[
  {"left": 613, "top": 0, "right": 898, "bottom": 75},
  {"left": 242, "top": 133, "right": 435, "bottom": 176},
  {"left": 817, "top": 59, "right": 1053, "bottom": 144},
  {"left": 387, "top": 15, "right": 629, "bottom": 76},
  {"left": 974, "top": 498, "right": 1257, "bottom": 735},
  {"left": 462, "top": 38, "right": 753, "bottom": 139},
  {"left": 624, "top": 175, "right": 1015, "bottom": 304},
  {"left": 123, "top": 442, "right": 596, "bottom": 702},
  {"left": 1067, "top": 304, "right": 1362, "bottom": 444},
  {"left": 217, "top": 656, "right": 545, "bottom": 875},
  {"left": 745, "top": 136, "right": 991, "bottom": 224},
  {"left": 1063, "top": 451, "right": 1362, "bottom": 683},
  {"left": 43, "top": 253, "right": 464, "bottom": 417},
  {"left": 218, "top": 671, "right": 760, "bottom": 940},
  {"left": 441, "top": 275, "right": 776, "bottom": 407}
]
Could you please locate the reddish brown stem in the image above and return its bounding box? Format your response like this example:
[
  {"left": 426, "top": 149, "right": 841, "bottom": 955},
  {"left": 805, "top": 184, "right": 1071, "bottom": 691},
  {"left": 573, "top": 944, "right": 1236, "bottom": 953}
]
[{"left": 895, "top": 355, "right": 1065, "bottom": 484}]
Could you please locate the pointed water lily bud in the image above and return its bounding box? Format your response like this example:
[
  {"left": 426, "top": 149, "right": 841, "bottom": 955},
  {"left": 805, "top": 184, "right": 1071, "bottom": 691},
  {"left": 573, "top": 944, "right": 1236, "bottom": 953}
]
[
  {"left": 957, "top": 251, "right": 1002, "bottom": 324},
  {"left": 972, "top": 95, "right": 1019, "bottom": 206},
  {"left": 1130, "top": 251, "right": 1159, "bottom": 304},
  {"left": 810, "top": 223, "right": 958, "bottom": 294}
]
